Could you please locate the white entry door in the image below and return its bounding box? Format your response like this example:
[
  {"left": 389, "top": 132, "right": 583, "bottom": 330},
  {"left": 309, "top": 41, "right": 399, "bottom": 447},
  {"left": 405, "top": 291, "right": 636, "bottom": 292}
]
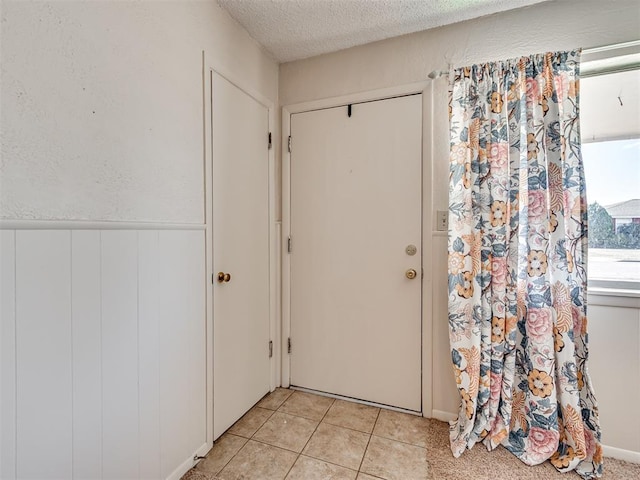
[
  {"left": 289, "top": 94, "right": 423, "bottom": 412},
  {"left": 212, "top": 72, "right": 271, "bottom": 439}
]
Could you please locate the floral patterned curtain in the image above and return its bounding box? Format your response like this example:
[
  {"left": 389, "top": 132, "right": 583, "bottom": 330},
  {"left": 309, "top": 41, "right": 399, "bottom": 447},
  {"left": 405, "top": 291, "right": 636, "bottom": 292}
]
[{"left": 447, "top": 50, "right": 602, "bottom": 478}]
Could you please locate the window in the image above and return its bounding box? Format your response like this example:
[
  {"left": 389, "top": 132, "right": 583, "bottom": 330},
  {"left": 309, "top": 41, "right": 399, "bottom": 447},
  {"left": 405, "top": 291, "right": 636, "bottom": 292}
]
[
  {"left": 581, "top": 59, "right": 640, "bottom": 292},
  {"left": 582, "top": 139, "right": 640, "bottom": 289}
]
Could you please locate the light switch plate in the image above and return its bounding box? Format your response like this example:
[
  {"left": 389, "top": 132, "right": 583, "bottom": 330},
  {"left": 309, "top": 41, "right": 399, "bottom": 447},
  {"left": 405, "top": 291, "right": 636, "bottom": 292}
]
[{"left": 436, "top": 210, "right": 448, "bottom": 231}]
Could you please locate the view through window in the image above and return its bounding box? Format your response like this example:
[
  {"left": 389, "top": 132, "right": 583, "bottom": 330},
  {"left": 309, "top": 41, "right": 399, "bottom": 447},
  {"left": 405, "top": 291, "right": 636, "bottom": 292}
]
[
  {"left": 583, "top": 139, "right": 640, "bottom": 287},
  {"left": 581, "top": 65, "right": 639, "bottom": 289}
]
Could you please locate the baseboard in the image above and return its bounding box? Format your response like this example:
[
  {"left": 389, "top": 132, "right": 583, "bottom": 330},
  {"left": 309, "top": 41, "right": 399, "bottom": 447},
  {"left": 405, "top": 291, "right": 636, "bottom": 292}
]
[
  {"left": 431, "top": 410, "right": 457, "bottom": 423},
  {"left": 602, "top": 444, "right": 640, "bottom": 464},
  {"left": 166, "top": 442, "right": 211, "bottom": 480}
]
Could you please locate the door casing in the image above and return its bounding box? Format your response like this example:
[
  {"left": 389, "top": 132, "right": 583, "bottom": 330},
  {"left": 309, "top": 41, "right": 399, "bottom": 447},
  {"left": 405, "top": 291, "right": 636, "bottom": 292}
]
[
  {"left": 204, "top": 62, "right": 279, "bottom": 447},
  {"left": 281, "top": 80, "right": 435, "bottom": 417}
]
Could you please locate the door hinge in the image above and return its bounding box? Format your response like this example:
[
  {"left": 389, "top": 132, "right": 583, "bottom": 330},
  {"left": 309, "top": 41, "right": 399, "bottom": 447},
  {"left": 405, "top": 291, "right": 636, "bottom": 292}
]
[
  {"left": 269, "top": 340, "right": 273, "bottom": 358},
  {"left": 287, "top": 236, "right": 292, "bottom": 253},
  {"left": 268, "top": 132, "right": 272, "bottom": 150},
  {"left": 287, "top": 135, "right": 292, "bottom": 153},
  {"left": 287, "top": 337, "right": 292, "bottom": 354}
]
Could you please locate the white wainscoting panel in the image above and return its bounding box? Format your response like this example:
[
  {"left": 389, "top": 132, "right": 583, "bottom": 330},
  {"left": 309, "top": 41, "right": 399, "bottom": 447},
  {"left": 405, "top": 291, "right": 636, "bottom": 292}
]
[
  {"left": 1, "top": 231, "right": 17, "bottom": 480},
  {"left": 71, "top": 231, "right": 103, "bottom": 479},
  {"left": 158, "top": 231, "right": 206, "bottom": 479},
  {"left": 16, "top": 230, "right": 73, "bottom": 479},
  {"left": 102, "top": 231, "right": 140, "bottom": 479},
  {"left": 0, "top": 228, "right": 207, "bottom": 480},
  {"left": 138, "top": 231, "right": 161, "bottom": 480}
]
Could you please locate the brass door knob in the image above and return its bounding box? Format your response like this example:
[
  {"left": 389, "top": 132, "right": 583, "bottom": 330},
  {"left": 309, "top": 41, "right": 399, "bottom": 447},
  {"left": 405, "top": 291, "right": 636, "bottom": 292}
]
[
  {"left": 406, "top": 268, "right": 417, "bottom": 280},
  {"left": 217, "top": 272, "right": 232, "bottom": 283}
]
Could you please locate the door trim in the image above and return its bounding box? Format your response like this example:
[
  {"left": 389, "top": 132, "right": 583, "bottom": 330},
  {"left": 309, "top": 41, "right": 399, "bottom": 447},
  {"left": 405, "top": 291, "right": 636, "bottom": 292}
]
[
  {"left": 204, "top": 56, "right": 278, "bottom": 448},
  {"left": 281, "top": 80, "right": 434, "bottom": 417}
]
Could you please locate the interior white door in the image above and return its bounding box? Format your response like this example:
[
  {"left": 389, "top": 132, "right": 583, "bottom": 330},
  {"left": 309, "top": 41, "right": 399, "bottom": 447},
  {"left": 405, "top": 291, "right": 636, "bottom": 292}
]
[
  {"left": 290, "top": 94, "right": 422, "bottom": 411},
  {"left": 212, "top": 73, "right": 271, "bottom": 439}
]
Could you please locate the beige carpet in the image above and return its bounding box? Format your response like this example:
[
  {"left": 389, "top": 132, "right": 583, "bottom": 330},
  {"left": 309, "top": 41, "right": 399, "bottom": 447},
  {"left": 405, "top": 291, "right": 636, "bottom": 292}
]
[
  {"left": 417, "top": 419, "right": 639, "bottom": 479},
  {"left": 181, "top": 417, "right": 640, "bottom": 479}
]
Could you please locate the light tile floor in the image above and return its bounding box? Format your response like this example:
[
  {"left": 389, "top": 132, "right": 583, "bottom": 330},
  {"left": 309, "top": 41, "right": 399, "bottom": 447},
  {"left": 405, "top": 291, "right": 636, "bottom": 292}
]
[{"left": 182, "top": 388, "right": 640, "bottom": 480}]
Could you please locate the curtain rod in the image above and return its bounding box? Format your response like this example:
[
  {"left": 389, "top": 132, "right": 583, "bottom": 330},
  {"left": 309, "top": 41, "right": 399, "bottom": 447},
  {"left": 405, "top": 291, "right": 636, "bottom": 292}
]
[
  {"left": 427, "top": 40, "right": 640, "bottom": 80},
  {"left": 427, "top": 70, "right": 447, "bottom": 79},
  {"left": 583, "top": 39, "right": 640, "bottom": 56}
]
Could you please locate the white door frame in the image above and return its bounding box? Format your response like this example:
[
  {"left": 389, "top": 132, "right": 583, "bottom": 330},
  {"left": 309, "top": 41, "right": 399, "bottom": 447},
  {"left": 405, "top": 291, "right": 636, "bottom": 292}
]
[
  {"left": 204, "top": 54, "right": 279, "bottom": 447},
  {"left": 281, "top": 80, "right": 435, "bottom": 417}
]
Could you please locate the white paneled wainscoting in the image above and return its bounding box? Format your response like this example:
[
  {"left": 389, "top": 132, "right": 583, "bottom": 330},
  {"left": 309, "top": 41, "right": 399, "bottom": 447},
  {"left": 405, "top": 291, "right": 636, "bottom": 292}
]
[{"left": 0, "top": 226, "right": 208, "bottom": 480}]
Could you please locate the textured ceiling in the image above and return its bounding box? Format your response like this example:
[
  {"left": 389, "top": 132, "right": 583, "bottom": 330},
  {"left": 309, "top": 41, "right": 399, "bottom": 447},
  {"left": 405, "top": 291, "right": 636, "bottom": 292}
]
[{"left": 217, "top": 0, "right": 550, "bottom": 63}]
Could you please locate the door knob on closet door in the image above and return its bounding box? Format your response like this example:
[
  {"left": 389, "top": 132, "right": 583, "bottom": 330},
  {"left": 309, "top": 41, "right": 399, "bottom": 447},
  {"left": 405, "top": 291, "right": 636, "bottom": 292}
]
[
  {"left": 217, "top": 272, "right": 232, "bottom": 283},
  {"left": 405, "top": 269, "right": 417, "bottom": 280}
]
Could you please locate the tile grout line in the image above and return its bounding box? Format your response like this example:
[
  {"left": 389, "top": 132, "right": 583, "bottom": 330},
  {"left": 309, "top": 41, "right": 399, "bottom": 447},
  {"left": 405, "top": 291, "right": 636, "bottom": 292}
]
[
  {"left": 322, "top": 417, "right": 378, "bottom": 436},
  {"left": 202, "top": 390, "right": 436, "bottom": 479},
  {"left": 228, "top": 406, "right": 275, "bottom": 437},
  {"left": 280, "top": 394, "right": 431, "bottom": 442},
  {"left": 369, "top": 410, "right": 436, "bottom": 449},
  {"left": 282, "top": 394, "right": 336, "bottom": 479},
  {"left": 250, "top": 436, "right": 301, "bottom": 454},
  {"left": 370, "top": 432, "right": 431, "bottom": 450},
  {"left": 210, "top": 408, "right": 275, "bottom": 475},
  {"left": 297, "top": 453, "right": 359, "bottom": 475},
  {"left": 357, "top": 407, "right": 382, "bottom": 474},
  {"left": 214, "top": 441, "right": 361, "bottom": 479},
  {"left": 208, "top": 435, "right": 248, "bottom": 476},
  {"left": 204, "top": 390, "right": 437, "bottom": 479},
  {"left": 209, "top": 391, "right": 290, "bottom": 476},
  {"left": 278, "top": 396, "right": 380, "bottom": 435}
]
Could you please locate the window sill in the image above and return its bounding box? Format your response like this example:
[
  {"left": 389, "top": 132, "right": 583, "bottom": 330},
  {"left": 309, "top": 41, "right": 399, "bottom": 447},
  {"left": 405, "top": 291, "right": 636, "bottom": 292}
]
[{"left": 587, "top": 288, "right": 640, "bottom": 308}]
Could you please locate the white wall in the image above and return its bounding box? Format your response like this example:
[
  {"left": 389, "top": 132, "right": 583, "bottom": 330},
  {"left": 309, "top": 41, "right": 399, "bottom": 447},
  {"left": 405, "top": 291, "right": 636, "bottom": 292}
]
[
  {"left": 588, "top": 298, "right": 640, "bottom": 457},
  {"left": 0, "top": 1, "right": 279, "bottom": 479},
  {"left": 0, "top": 0, "right": 278, "bottom": 223},
  {"left": 279, "top": 0, "right": 640, "bottom": 458}
]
